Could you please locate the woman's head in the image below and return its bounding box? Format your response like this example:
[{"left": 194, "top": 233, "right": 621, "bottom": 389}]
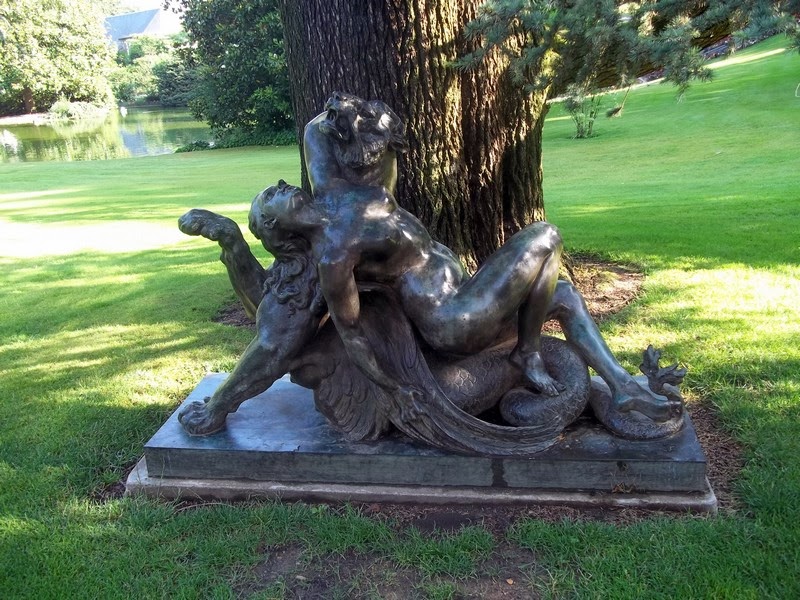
[
  {"left": 249, "top": 180, "right": 315, "bottom": 247},
  {"left": 249, "top": 181, "right": 321, "bottom": 313}
]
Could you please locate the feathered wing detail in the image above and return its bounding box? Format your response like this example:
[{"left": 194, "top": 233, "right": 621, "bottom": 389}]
[
  {"left": 290, "top": 320, "right": 393, "bottom": 442},
  {"left": 292, "top": 289, "right": 590, "bottom": 455}
]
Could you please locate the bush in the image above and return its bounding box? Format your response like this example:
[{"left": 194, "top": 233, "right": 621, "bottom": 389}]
[
  {"left": 174, "top": 127, "right": 295, "bottom": 154},
  {"left": 174, "top": 140, "right": 212, "bottom": 153},
  {"left": 153, "top": 58, "right": 200, "bottom": 107},
  {"left": 109, "top": 59, "right": 162, "bottom": 104},
  {"left": 47, "top": 99, "right": 108, "bottom": 121},
  {"left": 563, "top": 86, "right": 604, "bottom": 139},
  {"left": 213, "top": 128, "right": 296, "bottom": 147}
]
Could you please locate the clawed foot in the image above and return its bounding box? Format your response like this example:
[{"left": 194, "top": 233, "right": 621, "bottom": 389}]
[
  {"left": 178, "top": 399, "right": 228, "bottom": 435},
  {"left": 510, "top": 350, "right": 565, "bottom": 396},
  {"left": 179, "top": 209, "right": 244, "bottom": 249},
  {"left": 613, "top": 379, "right": 683, "bottom": 421}
]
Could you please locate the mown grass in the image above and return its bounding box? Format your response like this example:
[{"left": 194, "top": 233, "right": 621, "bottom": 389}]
[{"left": 1, "top": 36, "right": 798, "bottom": 598}]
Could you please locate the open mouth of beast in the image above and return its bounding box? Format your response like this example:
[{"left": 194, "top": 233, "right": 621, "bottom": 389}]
[{"left": 319, "top": 105, "right": 353, "bottom": 142}]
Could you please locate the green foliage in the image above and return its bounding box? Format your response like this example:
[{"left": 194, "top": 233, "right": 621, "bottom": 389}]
[
  {"left": 172, "top": 0, "right": 294, "bottom": 141},
  {"left": 174, "top": 139, "right": 212, "bottom": 152},
  {"left": 109, "top": 34, "right": 199, "bottom": 107},
  {"left": 213, "top": 127, "right": 296, "bottom": 148},
  {"left": 119, "top": 34, "right": 170, "bottom": 65},
  {"left": 562, "top": 85, "right": 603, "bottom": 138},
  {"left": 47, "top": 99, "right": 109, "bottom": 121},
  {"left": 109, "top": 56, "right": 161, "bottom": 103},
  {"left": 0, "top": 0, "right": 115, "bottom": 115},
  {"left": 729, "top": 1, "right": 800, "bottom": 49},
  {"left": 461, "top": 0, "right": 800, "bottom": 96},
  {"left": 153, "top": 55, "right": 199, "bottom": 107}
]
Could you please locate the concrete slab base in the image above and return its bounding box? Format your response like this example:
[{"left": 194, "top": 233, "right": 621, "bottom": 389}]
[
  {"left": 126, "top": 457, "right": 717, "bottom": 512},
  {"left": 126, "top": 374, "right": 717, "bottom": 513}
]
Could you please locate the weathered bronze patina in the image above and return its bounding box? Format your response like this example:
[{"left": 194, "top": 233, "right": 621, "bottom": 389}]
[{"left": 177, "top": 93, "right": 685, "bottom": 455}]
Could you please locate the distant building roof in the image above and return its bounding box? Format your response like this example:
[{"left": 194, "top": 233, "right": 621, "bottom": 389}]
[{"left": 105, "top": 9, "right": 181, "bottom": 44}]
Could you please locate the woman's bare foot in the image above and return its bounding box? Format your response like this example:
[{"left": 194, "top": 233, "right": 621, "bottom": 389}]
[
  {"left": 179, "top": 209, "right": 244, "bottom": 249},
  {"left": 612, "top": 378, "right": 683, "bottom": 421},
  {"left": 178, "top": 399, "right": 228, "bottom": 435},
  {"left": 510, "top": 349, "right": 565, "bottom": 396}
]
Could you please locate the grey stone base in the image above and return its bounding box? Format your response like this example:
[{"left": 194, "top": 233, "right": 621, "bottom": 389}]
[
  {"left": 127, "top": 457, "right": 717, "bottom": 512},
  {"left": 127, "top": 374, "right": 717, "bottom": 513}
]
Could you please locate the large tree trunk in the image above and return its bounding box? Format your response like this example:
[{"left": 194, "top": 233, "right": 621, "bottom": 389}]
[
  {"left": 22, "top": 87, "right": 35, "bottom": 114},
  {"left": 278, "top": 1, "right": 548, "bottom": 269}
]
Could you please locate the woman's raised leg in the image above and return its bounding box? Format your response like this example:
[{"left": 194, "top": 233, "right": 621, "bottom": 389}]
[
  {"left": 411, "top": 222, "right": 564, "bottom": 395},
  {"left": 548, "top": 280, "right": 682, "bottom": 420}
]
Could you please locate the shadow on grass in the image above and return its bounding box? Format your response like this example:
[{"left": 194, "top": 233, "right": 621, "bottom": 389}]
[
  {"left": 0, "top": 190, "right": 243, "bottom": 225},
  {"left": 2, "top": 245, "right": 268, "bottom": 332},
  {"left": 0, "top": 245, "right": 264, "bottom": 510},
  {"left": 0, "top": 246, "right": 262, "bottom": 411}
]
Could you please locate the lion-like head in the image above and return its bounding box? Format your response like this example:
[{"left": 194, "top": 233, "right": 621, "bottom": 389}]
[{"left": 318, "top": 92, "right": 408, "bottom": 170}]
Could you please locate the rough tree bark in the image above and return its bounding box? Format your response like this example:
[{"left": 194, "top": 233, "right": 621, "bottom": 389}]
[
  {"left": 22, "top": 87, "right": 35, "bottom": 114},
  {"left": 278, "top": 0, "right": 548, "bottom": 269}
]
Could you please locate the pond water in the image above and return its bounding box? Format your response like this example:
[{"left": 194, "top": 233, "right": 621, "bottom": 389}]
[{"left": 0, "top": 108, "right": 213, "bottom": 163}]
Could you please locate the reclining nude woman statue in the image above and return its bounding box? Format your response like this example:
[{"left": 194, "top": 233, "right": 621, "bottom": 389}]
[{"left": 176, "top": 93, "right": 685, "bottom": 455}]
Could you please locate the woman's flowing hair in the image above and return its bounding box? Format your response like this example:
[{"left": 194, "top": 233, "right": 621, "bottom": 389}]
[
  {"left": 248, "top": 186, "right": 324, "bottom": 316},
  {"left": 261, "top": 231, "right": 323, "bottom": 316}
]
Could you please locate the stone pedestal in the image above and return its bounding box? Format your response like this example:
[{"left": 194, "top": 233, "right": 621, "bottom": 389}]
[{"left": 126, "top": 374, "right": 716, "bottom": 513}]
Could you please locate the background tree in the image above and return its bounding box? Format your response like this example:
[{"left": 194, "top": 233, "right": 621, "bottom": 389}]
[
  {"left": 277, "top": 0, "right": 798, "bottom": 267},
  {"left": 170, "top": 0, "right": 797, "bottom": 266},
  {"left": 153, "top": 51, "right": 199, "bottom": 108},
  {"left": 108, "top": 33, "right": 195, "bottom": 106},
  {"left": 0, "top": 0, "right": 115, "bottom": 115},
  {"left": 109, "top": 34, "right": 168, "bottom": 103},
  {"left": 174, "top": 0, "right": 293, "bottom": 143}
]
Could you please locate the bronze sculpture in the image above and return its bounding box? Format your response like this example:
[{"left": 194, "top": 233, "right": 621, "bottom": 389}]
[{"left": 177, "top": 93, "right": 685, "bottom": 456}]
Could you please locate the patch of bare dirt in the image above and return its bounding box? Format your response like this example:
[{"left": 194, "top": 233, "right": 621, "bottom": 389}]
[
  {"left": 213, "top": 301, "right": 255, "bottom": 329},
  {"left": 686, "top": 401, "right": 745, "bottom": 515},
  {"left": 569, "top": 255, "right": 644, "bottom": 320},
  {"left": 236, "top": 541, "right": 543, "bottom": 599},
  {"left": 357, "top": 501, "right": 661, "bottom": 531},
  {"left": 547, "top": 254, "right": 644, "bottom": 333},
  {"left": 237, "top": 545, "right": 421, "bottom": 599}
]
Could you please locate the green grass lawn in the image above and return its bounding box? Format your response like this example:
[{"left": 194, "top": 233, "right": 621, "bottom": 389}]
[{"left": 1, "top": 36, "right": 799, "bottom": 598}]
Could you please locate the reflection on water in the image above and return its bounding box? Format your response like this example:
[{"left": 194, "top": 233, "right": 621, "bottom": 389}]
[{"left": 0, "top": 108, "right": 213, "bottom": 163}]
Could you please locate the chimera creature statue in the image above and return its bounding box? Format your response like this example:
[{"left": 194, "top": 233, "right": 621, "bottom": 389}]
[{"left": 177, "top": 93, "right": 685, "bottom": 455}]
